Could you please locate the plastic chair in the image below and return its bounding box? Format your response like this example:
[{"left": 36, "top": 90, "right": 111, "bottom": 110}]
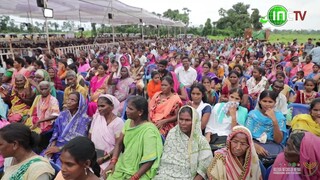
[
  {"left": 80, "top": 72, "right": 88, "bottom": 78},
  {"left": 161, "top": 134, "right": 165, "bottom": 145},
  {"left": 84, "top": 81, "right": 90, "bottom": 88},
  {"left": 186, "top": 87, "right": 191, "bottom": 96},
  {"left": 214, "top": 91, "right": 219, "bottom": 104},
  {"left": 143, "top": 64, "right": 157, "bottom": 84},
  {"left": 56, "top": 90, "right": 64, "bottom": 111},
  {"left": 248, "top": 96, "right": 257, "bottom": 111},
  {"left": 265, "top": 165, "right": 272, "bottom": 180},
  {"left": 120, "top": 95, "right": 135, "bottom": 121},
  {"left": 61, "top": 80, "right": 67, "bottom": 88},
  {"left": 288, "top": 103, "right": 310, "bottom": 118},
  {"left": 50, "top": 161, "right": 61, "bottom": 179},
  {"left": 294, "top": 82, "right": 305, "bottom": 91}
]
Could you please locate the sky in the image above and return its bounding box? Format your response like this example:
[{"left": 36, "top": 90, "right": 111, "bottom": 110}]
[{"left": 121, "top": 0, "right": 320, "bottom": 30}]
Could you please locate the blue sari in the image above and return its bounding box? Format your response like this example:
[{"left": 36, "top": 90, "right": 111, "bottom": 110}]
[
  {"left": 245, "top": 109, "right": 287, "bottom": 157},
  {"left": 46, "top": 93, "right": 90, "bottom": 166}
]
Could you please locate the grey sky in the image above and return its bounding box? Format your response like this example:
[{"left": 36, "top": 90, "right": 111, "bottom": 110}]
[{"left": 121, "top": 0, "right": 320, "bottom": 30}]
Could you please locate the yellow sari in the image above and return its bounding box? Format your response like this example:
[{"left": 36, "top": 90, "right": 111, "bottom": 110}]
[{"left": 291, "top": 114, "right": 320, "bottom": 136}]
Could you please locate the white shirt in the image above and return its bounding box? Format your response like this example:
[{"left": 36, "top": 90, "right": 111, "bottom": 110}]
[
  {"left": 174, "top": 66, "right": 197, "bottom": 87},
  {"left": 205, "top": 103, "right": 245, "bottom": 136},
  {"left": 135, "top": 55, "right": 147, "bottom": 66}
]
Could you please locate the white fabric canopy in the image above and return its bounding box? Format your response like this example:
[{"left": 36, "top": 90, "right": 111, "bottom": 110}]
[{"left": 0, "top": 0, "right": 185, "bottom": 27}]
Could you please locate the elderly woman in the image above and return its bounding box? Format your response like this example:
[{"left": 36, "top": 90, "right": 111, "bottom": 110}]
[
  {"left": 154, "top": 106, "right": 213, "bottom": 179},
  {"left": 7, "top": 74, "right": 35, "bottom": 123},
  {"left": 29, "top": 69, "right": 56, "bottom": 97},
  {"left": 44, "top": 92, "right": 90, "bottom": 166},
  {"left": 207, "top": 126, "right": 262, "bottom": 180},
  {"left": 290, "top": 98, "right": 320, "bottom": 136},
  {"left": 89, "top": 94, "right": 124, "bottom": 171},
  {"left": 63, "top": 70, "right": 87, "bottom": 107}
]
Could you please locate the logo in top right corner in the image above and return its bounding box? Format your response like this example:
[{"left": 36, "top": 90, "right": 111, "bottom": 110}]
[{"left": 259, "top": 5, "right": 307, "bottom": 27}]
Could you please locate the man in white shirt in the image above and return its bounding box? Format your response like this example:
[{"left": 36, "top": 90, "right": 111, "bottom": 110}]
[
  {"left": 135, "top": 49, "right": 147, "bottom": 66},
  {"left": 174, "top": 56, "right": 197, "bottom": 87}
]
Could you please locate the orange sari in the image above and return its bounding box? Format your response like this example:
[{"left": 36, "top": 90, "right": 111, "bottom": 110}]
[{"left": 149, "top": 91, "right": 182, "bottom": 137}]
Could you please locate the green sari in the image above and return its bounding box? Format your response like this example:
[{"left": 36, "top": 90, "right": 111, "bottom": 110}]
[{"left": 108, "top": 119, "right": 163, "bottom": 180}]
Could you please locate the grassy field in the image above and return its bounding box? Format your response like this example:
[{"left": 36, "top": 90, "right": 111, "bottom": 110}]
[{"left": 208, "top": 33, "right": 320, "bottom": 44}]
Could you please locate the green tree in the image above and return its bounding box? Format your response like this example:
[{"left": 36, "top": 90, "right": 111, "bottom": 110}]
[
  {"left": 216, "top": 2, "right": 251, "bottom": 37},
  {"left": 251, "top": 8, "right": 263, "bottom": 30},
  {"left": 202, "top": 18, "right": 212, "bottom": 36}
]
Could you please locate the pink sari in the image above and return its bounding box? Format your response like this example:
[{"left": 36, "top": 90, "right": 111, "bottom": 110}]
[
  {"left": 270, "top": 132, "right": 320, "bottom": 180},
  {"left": 87, "top": 75, "right": 109, "bottom": 117}
]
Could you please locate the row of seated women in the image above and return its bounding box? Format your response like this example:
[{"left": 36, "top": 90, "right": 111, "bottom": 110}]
[{"left": 0, "top": 95, "right": 319, "bottom": 179}]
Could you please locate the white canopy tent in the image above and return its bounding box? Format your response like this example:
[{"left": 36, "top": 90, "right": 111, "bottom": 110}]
[{"left": 0, "top": 0, "right": 185, "bottom": 27}]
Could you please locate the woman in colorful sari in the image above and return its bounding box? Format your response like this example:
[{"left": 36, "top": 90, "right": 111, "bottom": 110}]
[
  {"left": 207, "top": 126, "right": 262, "bottom": 180},
  {"left": 7, "top": 74, "right": 35, "bottom": 123},
  {"left": 294, "top": 79, "right": 319, "bottom": 104},
  {"left": 25, "top": 81, "right": 59, "bottom": 132},
  {"left": 104, "top": 96, "right": 163, "bottom": 180},
  {"left": 30, "top": 69, "right": 57, "bottom": 97},
  {"left": 269, "top": 132, "right": 320, "bottom": 180},
  {"left": 119, "top": 55, "right": 130, "bottom": 69},
  {"left": 290, "top": 98, "right": 320, "bottom": 136},
  {"left": 206, "top": 88, "right": 248, "bottom": 151},
  {"left": 154, "top": 105, "right": 213, "bottom": 180},
  {"left": 130, "top": 58, "right": 145, "bottom": 94},
  {"left": 89, "top": 94, "right": 124, "bottom": 171},
  {"left": 197, "top": 62, "right": 219, "bottom": 86},
  {"left": 246, "top": 67, "right": 268, "bottom": 100},
  {"left": 0, "top": 123, "right": 55, "bottom": 179},
  {"left": 108, "top": 66, "right": 135, "bottom": 115},
  {"left": 285, "top": 56, "right": 301, "bottom": 79},
  {"left": 47, "top": 67, "right": 64, "bottom": 90},
  {"left": 149, "top": 76, "right": 182, "bottom": 137},
  {"left": 44, "top": 92, "right": 91, "bottom": 166},
  {"left": 77, "top": 56, "right": 91, "bottom": 73},
  {"left": 87, "top": 63, "right": 109, "bottom": 117},
  {"left": 245, "top": 90, "right": 287, "bottom": 159}
]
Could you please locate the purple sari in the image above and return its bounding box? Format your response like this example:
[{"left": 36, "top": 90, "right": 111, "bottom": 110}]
[
  {"left": 197, "top": 72, "right": 219, "bottom": 84},
  {"left": 47, "top": 93, "right": 90, "bottom": 166}
]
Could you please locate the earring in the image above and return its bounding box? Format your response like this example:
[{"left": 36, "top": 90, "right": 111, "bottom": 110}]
[
  {"left": 139, "top": 114, "right": 142, "bottom": 116},
  {"left": 84, "top": 168, "right": 88, "bottom": 176}
]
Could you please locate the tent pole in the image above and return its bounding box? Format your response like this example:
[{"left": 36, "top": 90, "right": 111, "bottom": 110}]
[
  {"left": 141, "top": 25, "right": 144, "bottom": 42},
  {"left": 112, "top": 25, "right": 115, "bottom": 43},
  {"left": 158, "top": 26, "right": 160, "bottom": 38},
  {"left": 45, "top": 0, "right": 50, "bottom": 53}
]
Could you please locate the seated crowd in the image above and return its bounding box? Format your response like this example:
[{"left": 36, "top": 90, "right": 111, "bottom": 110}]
[{"left": 0, "top": 38, "right": 319, "bottom": 180}]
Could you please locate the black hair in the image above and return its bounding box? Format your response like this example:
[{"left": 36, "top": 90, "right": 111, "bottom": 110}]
[
  {"left": 151, "top": 71, "right": 160, "bottom": 79},
  {"left": 45, "top": 53, "right": 52, "bottom": 59},
  {"left": 276, "top": 72, "right": 286, "bottom": 79},
  {"left": 98, "top": 63, "right": 108, "bottom": 71},
  {"left": 273, "top": 80, "right": 285, "bottom": 86},
  {"left": 232, "top": 65, "right": 244, "bottom": 76},
  {"left": 258, "top": 90, "right": 277, "bottom": 109},
  {"left": 304, "top": 79, "right": 317, "bottom": 91},
  {"left": 288, "top": 132, "right": 305, "bottom": 152},
  {"left": 254, "top": 67, "right": 265, "bottom": 76},
  {"left": 92, "top": 58, "right": 101, "bottom": 64},
  {"left": 4, "top": 58, "right": 14, "bottom": 67},
  {"left": 68, "top": 63, "right": 78, "bottom": 74},
  {"left": 201, "top": 76, "right": 212, "bottom": 83},
  {"left": 179, "top": 106, "right": 193, "bottom": 117},
  {"left": 162, "top": 76, "right": 174, "bottom": 92},
  {"left": 158, "top": 60, "right": 168, "bottom": 66},
  {"left": 310, "top": 98, "right": 320, "bottom": 112},
  {"left": 59, "top": 61, "right": 68, "bottom": 68},
  {"left": 182, "top": 56, "right": 189, "bottom": 61},
  {"left": 98, "top": 96, "right": 113, "bottom": 107},
  {"left": 229, "top": 88, "right": 244, "bottom": 99},
  {"left": 190, "top": 83, "right": 208, "bottom": 103},
  {"left": 202, "top": 62, "right": 212, "bottom": 69},
  {"left": 15, "top": 57, "right": 25, "bottom": 67},
  {"left": 24, "top": 56, "right": 35, "bottom": 65},
  {"left": 35, "top": 60, "right": 45, "bottom": 69},
  {"left": 228, "top": 70, "right": 241, "bottom": 78},
  {"left": 0, "top": 123, "right": 40, "bottom": 151},
  {"left": 128, "top": 95, "right": 149, "bottom": 120},
  {"left": 297, "top": 70, "right": 304, "bottom": 76},
  {"left": 62, "top": 136, "right": 100, "bottom": 177}
]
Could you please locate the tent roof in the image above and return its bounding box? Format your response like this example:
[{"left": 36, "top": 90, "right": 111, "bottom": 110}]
[{"left": 0, "top": 0, "right": 185, "bottom": 27}]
